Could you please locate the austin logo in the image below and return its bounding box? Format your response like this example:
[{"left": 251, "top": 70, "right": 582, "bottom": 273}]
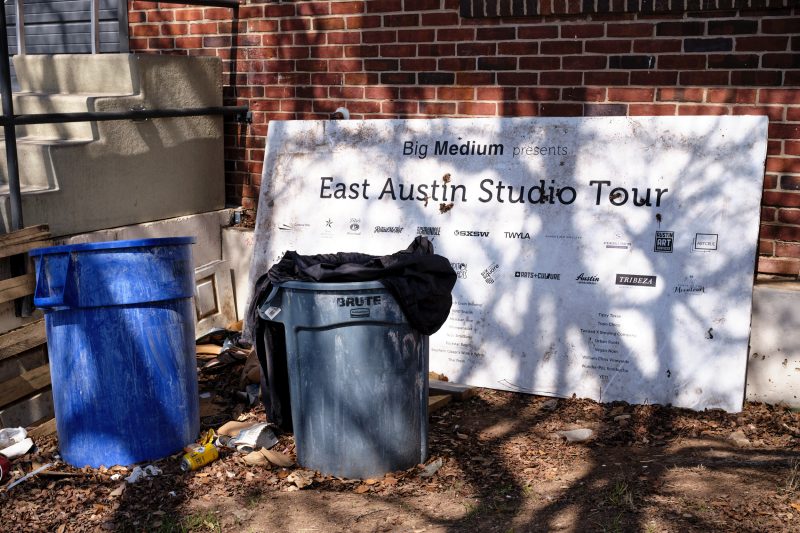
[
  {"left": 451, "top": 262, "right": 468, "bottom": 279},
  {"left": 416, "top": 226, "right": 441, "bottom": 236},
  {"left": 654, "top": 231, "right": 674, "bottom": 253},
  {"left": 694, "top": 233, "right": 718, "bottom": 251},
  {"left": 576, "top": 273, "right": 599, "bottom": 285},
  {"left": 615, "top": 274, "right": 657, "bottom": 287}
]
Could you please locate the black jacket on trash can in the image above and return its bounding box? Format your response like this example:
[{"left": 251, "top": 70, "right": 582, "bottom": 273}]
[{"left": 249, "top": 236, "right": 457, "bottom": 430}]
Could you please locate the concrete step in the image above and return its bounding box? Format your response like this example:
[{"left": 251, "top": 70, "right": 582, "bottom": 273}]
[
  {"left": 13, "top": 54, "right": 137, "bottom": 94},
  {"left": 13, "top": 54, "right": 221, "bottom": 107},
  {"left": 11, "top": 92, "right": 134, "bottom": 140},
  {"left": 0, "top": 136, "right": 90, "bottom": 189}
]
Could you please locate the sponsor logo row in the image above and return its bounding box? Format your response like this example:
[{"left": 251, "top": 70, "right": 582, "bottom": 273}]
[
  {"left": 286, "top": 220, "right": 719, "bottom": 253},
  {"left": 454, "top": 262, "right": 706, "bottom": 294}
]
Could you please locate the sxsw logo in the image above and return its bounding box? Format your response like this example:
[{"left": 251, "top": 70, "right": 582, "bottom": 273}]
[
  {"left": 654, "top": 231, "right": 673, "bottom": 253},
  {"left": 454, "top": 230, "right": 490, "bottom": 237}
]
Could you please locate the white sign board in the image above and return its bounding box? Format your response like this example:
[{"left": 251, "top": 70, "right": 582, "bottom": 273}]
[{"left": 250, "top": 117, "right": 768, "bottom": 412}]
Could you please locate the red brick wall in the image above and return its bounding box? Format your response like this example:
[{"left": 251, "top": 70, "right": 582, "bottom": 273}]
[{"left": 127, "top": 1, "right": 800, "bottom": 277}]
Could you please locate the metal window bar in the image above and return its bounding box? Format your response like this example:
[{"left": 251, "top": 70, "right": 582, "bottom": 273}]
[{"left": 1, "top": 0, "right": 244, "bottom": 231}]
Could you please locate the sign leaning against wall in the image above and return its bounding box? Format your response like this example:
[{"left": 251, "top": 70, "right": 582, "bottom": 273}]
[{"left": 250, "top": 116, "right": 768, "bottom": 413}]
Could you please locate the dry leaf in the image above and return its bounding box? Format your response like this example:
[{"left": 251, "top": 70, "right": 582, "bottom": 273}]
[
  {"left": 790, "top": 502, "right": 800, "bottom": 512},
  {"left": 56, "top": 525, "right": 66, "bottom": 533},
  {"left": 364, "top": 478, "right": 379, "bottom": 485},
  {"left": 109, "top": 484, "right": 125, "bottom": 498},
  {"left": 217, "top": 420, "right": 258, "bottom": 437},
  {"left": 261, "top": 449, "right": 294, "bottom": 468},
  {"left": 286, "top": 470, "right": 314, "bottom": 489},
  {"left": 383, "top": 476, "right": 398, "bottom": 486},
  {"left": 243, "top": 450, "right": 270, "bottom": 466},
  {"left": 354, "top": 484, "right": 370, "bottom": 494}
]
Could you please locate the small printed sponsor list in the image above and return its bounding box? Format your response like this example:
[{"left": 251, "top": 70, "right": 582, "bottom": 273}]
[
  {"left": 580, "top": 312, "right": 633, "bottom": 377},
  {"left": 432, "top": 300, "right": 485, "bottom": 364}
]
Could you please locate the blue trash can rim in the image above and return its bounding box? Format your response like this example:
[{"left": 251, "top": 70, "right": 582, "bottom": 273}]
[
  {"left": 29, "top": 236, "right": 196, "bottom": 257},
  {"left": 277, "top": 280, "right": 386, "bottom": 291}
]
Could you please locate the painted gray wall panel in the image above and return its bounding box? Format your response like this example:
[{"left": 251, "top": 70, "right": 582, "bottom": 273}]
[
  {"left": 3, "top": 1, "right": 126, "bottom": 89},
  {"left": 5, "top": 0, "right": 123, "bottom": 54}
]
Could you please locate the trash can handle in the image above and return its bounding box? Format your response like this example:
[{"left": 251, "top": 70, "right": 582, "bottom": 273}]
[
  {"left": 265, "top": 285, "right": 280, "bottom": 304},
  {"left": 33, "top": 253, "right": 71, "bottom": 308}
]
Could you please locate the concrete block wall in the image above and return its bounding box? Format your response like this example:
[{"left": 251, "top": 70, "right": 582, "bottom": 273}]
[{"left": 128, "top": 0, "right": 800, "bottom": 277}]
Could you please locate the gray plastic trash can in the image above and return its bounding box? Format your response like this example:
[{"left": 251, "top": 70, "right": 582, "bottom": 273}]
[{"left": 258, "top": 280, "right": 428, "bottom": 479}]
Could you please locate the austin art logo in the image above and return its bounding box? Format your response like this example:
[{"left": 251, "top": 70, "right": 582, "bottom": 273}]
[
  {"left": 416, "top": 226, "right": 441, "bottom": 236},
  {"left": 615, "top": 274, "right": 657, "bottom": 287},
  {"left": 654, "top": 231, "right": 674, "bottom": 253},
  {"left": 576, "top": 273, "right": 599, "bottom": 285}
]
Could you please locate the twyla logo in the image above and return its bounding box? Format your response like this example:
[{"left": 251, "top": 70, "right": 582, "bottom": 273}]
[
  {"left": 337, "top": 296, "right": 382, "bottom": 307},
  {"left": 504, "top": 232, "right": 530, "bottom": 239}
]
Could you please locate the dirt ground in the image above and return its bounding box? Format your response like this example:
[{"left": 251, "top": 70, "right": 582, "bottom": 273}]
[{"left": 3, "top": 358, "right": 800, "bottom": 533}]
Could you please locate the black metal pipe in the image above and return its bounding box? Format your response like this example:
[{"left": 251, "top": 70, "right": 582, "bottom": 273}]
[
  {"left": 0, "top": 2, "right": 23, "bottom": 231},
  {"left": 0, "top": 106, "right": 251, "bottom": 126}
]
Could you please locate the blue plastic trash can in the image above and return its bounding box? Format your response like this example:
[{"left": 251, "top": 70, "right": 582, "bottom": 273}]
[
  {"left": 259, "top": 281, "right": 429, "bottom": 479},
  {"left": 30, "top": 237, "right": 199, "bottom": 468}
]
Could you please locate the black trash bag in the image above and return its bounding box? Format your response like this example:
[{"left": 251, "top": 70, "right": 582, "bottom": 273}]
[{"left": 249, "top": 236, "right": 457, "bottom": 430}]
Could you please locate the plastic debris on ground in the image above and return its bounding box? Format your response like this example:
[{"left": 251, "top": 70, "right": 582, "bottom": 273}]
[
  {"left": 0, "top": 427, "right": 34, "bottom": 459},
  {"left": 124, "top": 465, "right": 162, "bottom": 484}
]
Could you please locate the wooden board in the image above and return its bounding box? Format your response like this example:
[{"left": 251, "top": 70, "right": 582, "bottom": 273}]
[
  {"left": 0, "top": 239, "right": 53, "bottom": 260},
  {"left": 0, "top": 364, "right": 51, "bottom": 409},
  {"left": 428, "top": 394, "right": 452, "bottom": 414},
  {"left": 28, "top": 418, "right": 57, "bottom": 438},
  {"left": 0, "top": 273, "right": 36, "bottom": 304},
  {"left": 0, "top": 319, "right": 46, "bottom": 362},
  {"left": 0, "top": 225, "right": 49, "bottom": 247},
  {"left": 429, "top": 379, "right": 477, "bottom": 401},
  {"left": 0, "top": 390, "right": 53, "bottom": 428}
]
